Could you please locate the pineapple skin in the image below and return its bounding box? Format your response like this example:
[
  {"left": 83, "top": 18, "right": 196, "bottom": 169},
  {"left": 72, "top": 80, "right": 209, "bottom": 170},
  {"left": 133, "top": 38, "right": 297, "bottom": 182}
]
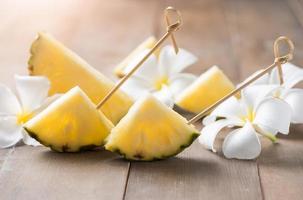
[
  {"left": 176, "top": 66, "right": 235, "bottom": 114},
  {"left": 24, "top": 87, "right": 114, "bottom": 152},
  {"left": 109, "top": 133, "right": 199, "bottom": 161},
  {"left": 105, "top": 95, "right": 200, "bottom": 161},
  {"left": 28, "top": 32, "right": 133, "bottom": 124}
]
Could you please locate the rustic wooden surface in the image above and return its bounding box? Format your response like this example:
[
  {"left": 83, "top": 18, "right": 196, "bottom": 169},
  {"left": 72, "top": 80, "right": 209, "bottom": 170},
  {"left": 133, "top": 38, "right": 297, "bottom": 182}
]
[{"left": 0, "top": 0, "right": 303, "bottom": 199}]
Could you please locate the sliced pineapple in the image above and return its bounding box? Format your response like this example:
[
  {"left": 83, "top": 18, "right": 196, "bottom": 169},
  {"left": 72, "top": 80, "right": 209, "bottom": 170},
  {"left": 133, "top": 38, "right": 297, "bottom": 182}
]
[
  {"left": 176, "top": 66, "right": 235, "bottom": 114},
  {"left": 105, "top": 94, "right": 199, "bottom": 161},
  {"left": 28, "top": 32, "right": 133, "bottom": 124},
  {"left": 114, "top": 36, "right": 158, "bottom": 78},
  {"left": 24, "top": 87, "right": 114, "bottom": 152}
]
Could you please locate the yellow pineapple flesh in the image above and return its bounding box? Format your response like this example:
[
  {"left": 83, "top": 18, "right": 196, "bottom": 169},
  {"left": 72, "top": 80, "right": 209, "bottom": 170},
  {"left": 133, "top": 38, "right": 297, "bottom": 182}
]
[
  {"left": 114, "top": 36, "right": 158, "bottom": 78},
  {"left": 28, "top": 32, "right": 133, "bottom": 124},
  {"left": 24, "top": 87, "right": 114, "bottom": 152},
  {"left": 105, "top": 94, "right": 199, "bottom": 161},
  {"left": 176, "top": 66, "right": 235, "bottom": 113}
]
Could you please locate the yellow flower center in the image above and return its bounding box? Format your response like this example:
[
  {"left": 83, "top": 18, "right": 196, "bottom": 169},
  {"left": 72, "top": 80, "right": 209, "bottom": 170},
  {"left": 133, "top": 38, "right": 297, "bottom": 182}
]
[
  {"left": 154, "top": 76, "right": 169, "bottom": 90},
  {"left": 17, "top": 111, "right": 33, "bottom": 125},
  {"left": 240, "top": 107, "right": 255, "bottom": 122},
  {"left": 273, "top": 90, "right": 281, "bottom": 98}
]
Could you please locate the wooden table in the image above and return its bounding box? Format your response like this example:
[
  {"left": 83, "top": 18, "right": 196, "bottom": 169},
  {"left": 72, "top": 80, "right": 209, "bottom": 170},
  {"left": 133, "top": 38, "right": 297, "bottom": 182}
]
[{"left": 1, "top": 0, "right": 303, "bottom": 199}]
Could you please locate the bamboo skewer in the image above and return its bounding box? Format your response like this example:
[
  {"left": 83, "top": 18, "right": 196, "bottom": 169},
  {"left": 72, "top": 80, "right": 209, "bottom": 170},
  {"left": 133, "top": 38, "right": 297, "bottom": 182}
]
[
  {"left": 274, "top": 36, "right": 294, "bottom": 85},
  {"left": 188, "top": 36, "right": 294, "bottom": 124},
  {"left": 96, "top": 7, "right": 182, "bottom": 109},
  {"left": 165, "top": 7, "right": 182, "bottom": 54}
]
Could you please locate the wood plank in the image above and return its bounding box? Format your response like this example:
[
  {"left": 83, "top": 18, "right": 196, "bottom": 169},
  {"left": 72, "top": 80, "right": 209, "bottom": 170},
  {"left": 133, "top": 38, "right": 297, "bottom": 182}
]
[
  {"left": 0, "top": 1, "right": 159, "bottom": 199},
  {"left": 224, "top": 0, "right": 303, "bottom": 199},
  {"left": 0, "top": 149, "right": 10, "bottom": 170},
  {"left": 0, "top": 0, "right": 158, "bottom": 83},
  {"left": 124, "top": 1, "right": 262, "bottom": 199},
  {"left": 224, "top": 0, "right": 303, "bottom": 78},
  {"left": 125, "top": 140, "right": 262, "bottom": 200},
  {"left": 0, "top": 146, "right": 129, "bottom": 200},
  {"left": 287, "top": 0, "right": 303, "bottom": 29}
]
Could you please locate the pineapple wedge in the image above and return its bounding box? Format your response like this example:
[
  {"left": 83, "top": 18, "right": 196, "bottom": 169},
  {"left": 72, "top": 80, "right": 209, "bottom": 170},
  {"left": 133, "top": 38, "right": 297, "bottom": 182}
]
[
  {"left": 105, "top": 94, "right": 199, "bottom": 161},
  {"left": 24, "top": 87, "right": 114, "bottom": 152},
  {"left": 114, "top": 36, "right": 158, "bottom": 78},
  {"left": 28, "top": 32, "right": 133, "bottom": 124},
  {"left": 176, "top": 66, "right": 235, "bottom": 113}
]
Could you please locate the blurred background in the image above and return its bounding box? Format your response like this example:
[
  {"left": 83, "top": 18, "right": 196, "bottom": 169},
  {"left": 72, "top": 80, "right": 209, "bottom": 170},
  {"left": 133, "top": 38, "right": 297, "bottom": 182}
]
[{"left": 1, "top": 0, "right": 303, "bottom": 87}]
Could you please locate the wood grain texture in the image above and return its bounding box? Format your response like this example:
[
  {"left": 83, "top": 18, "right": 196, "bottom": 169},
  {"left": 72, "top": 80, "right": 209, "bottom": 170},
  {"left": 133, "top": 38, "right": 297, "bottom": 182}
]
[
  {"left": 0, "top": 146, "right": 129, "bottom": 200},
  {"left": 124, "top": 1, "right": 262, "bottom": 199},
  {"left": 0, "top": 0, "right": 158, "bottom": 199},
  {"left": 1, "top": 0, "right": 303, "bottom": 199},
  {"left": 224, "top": 0, "right": 303, "bottom": 78},
  {"left": 125, "top": 140, "right": 262, "bottom": 200},
  {"left": 225, "top": 0, "right": 303, "bottom": 199}
]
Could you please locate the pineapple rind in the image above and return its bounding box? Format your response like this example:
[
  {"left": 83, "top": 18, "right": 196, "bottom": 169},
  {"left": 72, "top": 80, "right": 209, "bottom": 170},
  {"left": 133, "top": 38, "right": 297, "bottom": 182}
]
[
  {"left": 110, "top": 132, "right": 199, "bottom": 161},
  {"left": 24, "top": 87, "right": 114, "bottom": 152},
  {"left": 105, "top": 95, "right": 200, "bottom": 161},
  {"left": 24, "top": 127, "right": 102, "bottom": 152}
]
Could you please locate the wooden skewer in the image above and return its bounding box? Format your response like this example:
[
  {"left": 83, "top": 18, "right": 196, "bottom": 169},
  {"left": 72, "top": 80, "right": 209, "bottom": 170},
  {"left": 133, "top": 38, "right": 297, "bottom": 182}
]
[
  {"left": 165, "top": 6, "right": 182, "bottom": 54},
  {"left": 274, "top": 36, "right": 294, "bottom": 85},
  {"left": 188, "top": 36, "right": 294, "bottom": 124},
  {"left": 96, "top": 7, "right": 182, "bottom": 109}
]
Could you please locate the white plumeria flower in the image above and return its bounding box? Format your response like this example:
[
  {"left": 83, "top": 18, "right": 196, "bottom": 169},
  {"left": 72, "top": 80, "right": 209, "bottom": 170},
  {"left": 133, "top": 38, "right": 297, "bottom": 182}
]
[
  {"left": 0, "top": 75, "right": 52, "bottom": 148},
  {"left": 199, "top": 85, "right": 292, "bottom": 160},
  {"left": 121, "top": 45, "right": 198, "bottom": 107},
  {"left": 246, "top": 63, "right": 303, "bottom": 123}
]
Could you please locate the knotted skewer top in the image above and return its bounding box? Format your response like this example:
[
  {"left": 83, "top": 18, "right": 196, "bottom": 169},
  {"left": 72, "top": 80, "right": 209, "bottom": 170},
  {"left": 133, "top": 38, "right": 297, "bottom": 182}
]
[
  {"left": 96, "top": 7, "right": 182, "bottom": 109},
  {"left": 188, "top": 36, "right": 295, "bottom": 124},
  {"left": 274, "top": 36, "right": 294, "bottom": 64},
  {"left": 165, "top": 6, "right": 182, "bottom": 54}
]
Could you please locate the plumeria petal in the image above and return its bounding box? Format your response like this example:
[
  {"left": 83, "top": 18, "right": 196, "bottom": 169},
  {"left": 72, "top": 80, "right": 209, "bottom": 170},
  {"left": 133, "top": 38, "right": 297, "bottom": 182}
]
[
  {"left": 241, "top": 84, "right": 279, "bottom": 109},
  {"left": 121, "top": 77, "right": 151, "bottom": 100},
  {"left": 168, "top": 73, "right": 197, "bottom": 98},
  {"left": 0, "top": 116, "right": 23, "bottom": 148},
  {"left": 22, "top": 129, "right": 41, "bottom": 146},
  {"left": 30, "top": 94, "right": 62, "bottom": 118},
  {"left": 282, "top": 89, "right": 303, "bottom": 123},
  {"left": 153, "top": 86, "right": 174, "bottom": 108},
  {"left": 123, "top": 50, "right": 160, "bottom": 83},
  {"left": 285, "top": 72, "right": 303, "bottom": 88},
  {"left": 202, "top": 115, "right": 217, "bottom": 126},
  {"left": 254, "top": 98, "right": 291, "bottom": 134},
  {"left": 15, "top": 75, "right": 50, "bottom": 112},
  {"left": 199, "top": 119, "right": 239, "bottom": 152},
  {"left": 271, "top": 63, "right": 303, "bottom": 88},
  {"left": 255, "top": 124, "right": 278, "bottom": 136},
  {"left": 222, "top": 123, "right": 261, "bottom": 160},
  {"left": 252, "top": 124, "right": 277, "bottom": 143},
  {"left": 158, "top": 46, "right": 197, "bottom": 76},
  {"left": 210, "top": 96, "right": 244, "bottom": 120},
  {"left": 0, "top": 84, "right": 21, "bottom": 115}
]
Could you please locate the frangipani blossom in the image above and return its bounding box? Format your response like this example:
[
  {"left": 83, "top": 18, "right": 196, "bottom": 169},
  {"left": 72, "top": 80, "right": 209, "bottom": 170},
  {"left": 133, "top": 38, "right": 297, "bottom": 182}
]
[
  {"left": 199, "top": 85, "right": 292, "bottom": 159},
  {"left": 0, "top": 75, "right": 53, "bottom": 148},
  {"left": 121, "top": 45, "right": 197, "bottom": 107},
  {"left": 247, "top": 63, "right": 303, "bottom": 123}
]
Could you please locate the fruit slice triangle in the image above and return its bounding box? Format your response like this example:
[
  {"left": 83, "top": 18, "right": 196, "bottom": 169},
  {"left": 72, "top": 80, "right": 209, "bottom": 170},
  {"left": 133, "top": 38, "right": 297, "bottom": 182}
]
[
  {"left": 175, "top": 66, "right": 235, "bottom": 114},
  {"left": 28, "top": 32, "right": 133, "bottom": 124},
  {"left": 114, "top": 36, "right": 158, "bottom": 78},
  {"left": 24, "top": 86, "right": 114, "bottom": 152},
  {"left": 105, "top": 94, "right": 200, "bottom": 161}
]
